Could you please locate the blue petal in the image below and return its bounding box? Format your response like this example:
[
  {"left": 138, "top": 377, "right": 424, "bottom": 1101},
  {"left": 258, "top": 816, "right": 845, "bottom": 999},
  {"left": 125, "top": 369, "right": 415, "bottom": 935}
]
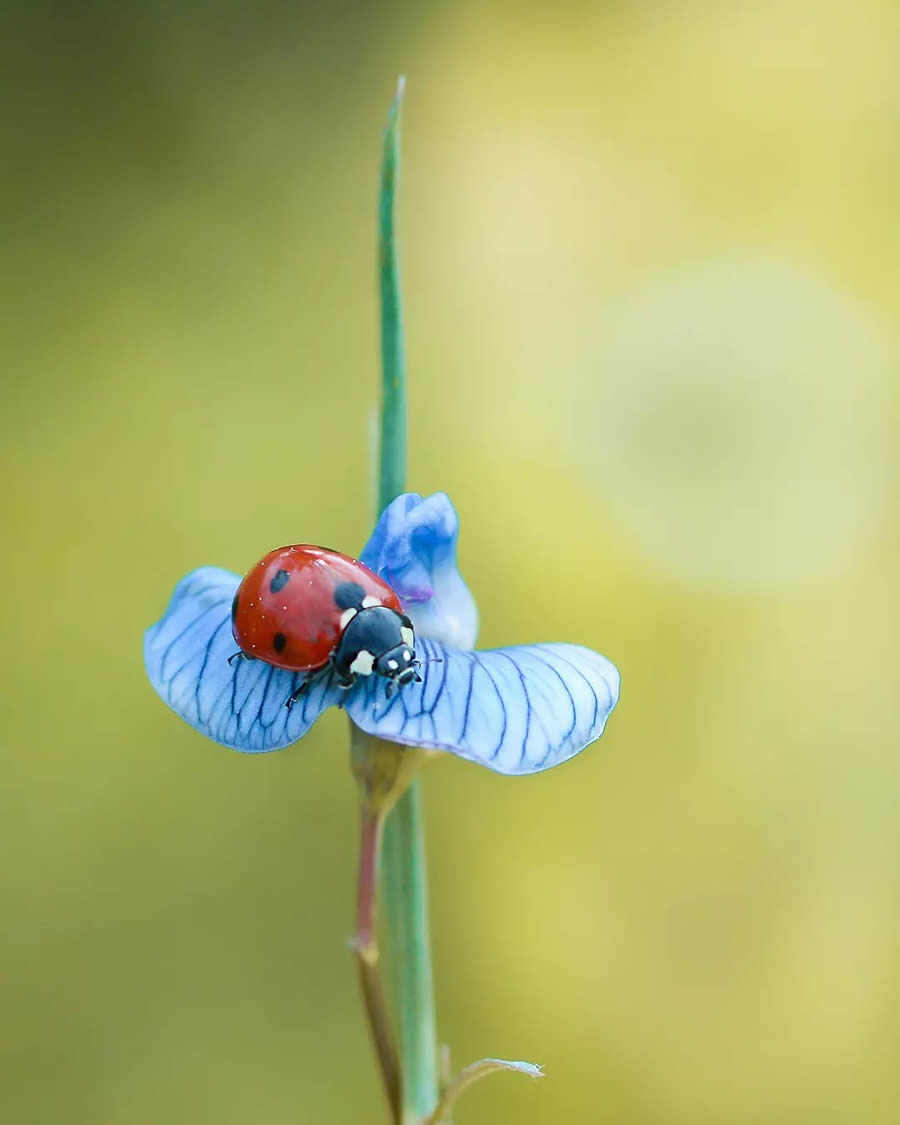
[
  {"left": 360, "top": 492, "right": 478, "bottom": 650},
  {"left": 143, "top": 567, "right": 343, "bottom": 753},
  {"left": 344, "top": 637, "right": 620, "bottom": 776}
]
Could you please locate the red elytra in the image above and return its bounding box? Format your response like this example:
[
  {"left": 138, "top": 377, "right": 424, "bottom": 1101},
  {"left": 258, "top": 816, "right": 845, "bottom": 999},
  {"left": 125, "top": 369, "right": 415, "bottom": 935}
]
[{"left": 231, "top": 545, "right": 403, "bottom": 672}]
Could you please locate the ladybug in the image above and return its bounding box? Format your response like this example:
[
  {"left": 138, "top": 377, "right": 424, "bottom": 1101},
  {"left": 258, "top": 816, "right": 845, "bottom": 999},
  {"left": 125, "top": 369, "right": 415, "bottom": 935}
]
[{"left": 229, "top": 545, "right": 420, "bottom": 707}]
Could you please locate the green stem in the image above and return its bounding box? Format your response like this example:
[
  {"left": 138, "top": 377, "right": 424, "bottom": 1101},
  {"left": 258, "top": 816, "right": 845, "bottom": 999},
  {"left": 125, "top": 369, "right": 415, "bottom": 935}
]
[
  {"left": 379, "top": 75, "right": 407, "bottom": 498},
  {"left": 377, "top": 76, "right": 439, "bottom": 1121},
  {"left": 382, "top": 780, "right": 438, "bottom": 1121}
]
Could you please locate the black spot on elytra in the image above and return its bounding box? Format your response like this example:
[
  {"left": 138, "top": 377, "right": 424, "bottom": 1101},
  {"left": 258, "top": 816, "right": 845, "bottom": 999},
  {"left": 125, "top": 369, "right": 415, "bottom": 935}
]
[
  {"left": 231, "top": 593, "right": 239, "bottom": 622},
  {"left": 333, "top": 581, "right": 366, "bottom": 611},
  {"left": 273, "top": 632, "right": 287, "bottom": 653},
  {"left": 270, "top": 569, "right": 290, "bottom": 594}
]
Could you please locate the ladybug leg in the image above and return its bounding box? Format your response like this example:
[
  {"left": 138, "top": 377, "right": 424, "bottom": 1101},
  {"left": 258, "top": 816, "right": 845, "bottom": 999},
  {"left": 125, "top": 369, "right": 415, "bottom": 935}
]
[
  {"left": 285, "top": 664, "right": 345, "bottom": 710},
  {"left": 227, "top": 650, "right": 254, "bottom": 666},
  {"left": 285, "top": 675, "right": 315, "bottom": 710},
  {"left": 328, "top": 650, "right": 357, "bottom": 693},
  {"left": 329, "top": 667, "right": 356, "bottom": 709},
  {"left": 285, "top": 667, "right": 329, "bottom": 710}
]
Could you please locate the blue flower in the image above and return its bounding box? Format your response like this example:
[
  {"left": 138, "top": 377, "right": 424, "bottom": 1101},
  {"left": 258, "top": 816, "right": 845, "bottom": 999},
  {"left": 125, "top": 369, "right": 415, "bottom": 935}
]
[{"left": 144, "top": 493, "right": 619, "bottom": 775}]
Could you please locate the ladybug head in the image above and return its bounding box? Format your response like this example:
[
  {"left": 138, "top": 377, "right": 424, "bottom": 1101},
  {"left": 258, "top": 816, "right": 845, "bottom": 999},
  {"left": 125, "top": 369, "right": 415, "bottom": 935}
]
[
  {"left": 373, "top": 640, "right": 420, "bottom": 687},
  {"left": 335, "top": 605, "right": 421, "bottom": 693}
]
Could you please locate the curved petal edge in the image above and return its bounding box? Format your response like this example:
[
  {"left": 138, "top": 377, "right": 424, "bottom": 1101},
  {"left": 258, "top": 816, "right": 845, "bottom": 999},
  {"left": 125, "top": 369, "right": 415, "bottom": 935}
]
[
  {"left": 143, "top": 566, "right": 341, "bottom": 753},
  {"left": 360, "top": 492, "right": 479, "bottom": 650},
  {"left": 345, "top": 637, "right": 620, "bottom": 776}
]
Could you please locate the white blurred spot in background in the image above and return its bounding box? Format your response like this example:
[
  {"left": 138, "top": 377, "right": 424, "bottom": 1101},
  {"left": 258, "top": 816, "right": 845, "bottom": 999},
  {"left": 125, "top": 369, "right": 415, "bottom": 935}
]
[{"left": 573, "top": 258, "right": 891, "bottom": 589}]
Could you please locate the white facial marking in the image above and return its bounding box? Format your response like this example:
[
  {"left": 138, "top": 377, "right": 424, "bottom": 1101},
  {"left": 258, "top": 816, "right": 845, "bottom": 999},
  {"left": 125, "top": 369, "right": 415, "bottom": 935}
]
[
  {"left": 361, "top": 595, "right": 381, "bottom": 608},
  {"left": 403, "top": 650, "right": 411, "bottom": 661},
  {"left": 350, "top": 650, "right": 375, "bottom": 676},
  {"left": 339, "top": 607, "right": 358, "bottom": 629},
  {"left": 400, "top": 627, "right": 414, "bottom": 647},
  {"left": 387, "top": 659, "right": 398, "bottom": 670}
]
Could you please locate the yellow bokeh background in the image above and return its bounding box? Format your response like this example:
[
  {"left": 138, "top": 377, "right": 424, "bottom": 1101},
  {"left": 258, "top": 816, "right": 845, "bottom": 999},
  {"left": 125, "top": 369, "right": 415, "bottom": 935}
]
[{"left": 3, "top": 2, "right": 899, "bottom": 1122}]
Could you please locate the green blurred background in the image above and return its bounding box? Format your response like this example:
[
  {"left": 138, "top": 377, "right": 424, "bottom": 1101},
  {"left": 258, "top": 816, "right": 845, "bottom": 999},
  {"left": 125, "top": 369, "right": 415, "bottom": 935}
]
[{"left": 3, "top": 1, "right": 899, "bottom": 1122}]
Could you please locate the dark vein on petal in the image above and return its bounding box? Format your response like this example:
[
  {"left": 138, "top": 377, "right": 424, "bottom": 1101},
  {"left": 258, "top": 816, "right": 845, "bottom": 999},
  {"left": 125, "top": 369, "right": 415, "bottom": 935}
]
[
  {"left": 258, "top": 666, "right": 284, "bottom": 730},
  {"left": 539, "top": 646, "right": 601, "bottom": 733},
  {"left": 159, "top": 598, "right": 228, "bottom": 671},
  {"left": 511, "top": 652, "right": 556, "bottom": 768},
  {"left": 424, "top": 639, "right": 449, "bottom": 716},
  {"left": 164, "top": 640, "right": 209, "bottom": 707},
  {"left": 530, "top": 650, "right": 577, "bottom": 750},
  {"left": 472, "top": 653, "right": 507, "bottom": 760},
  {"left": 251, "top": 665, "right": 275, "bottom": 731},
  {"left": 492, "top": 650, "right": 532, "bottom": 769},
  {"left": 458, "top": 652, "right": 477, "bottom": 745},
  {"left": 375, "top": 679, "right": 403, "bottom": 722},
  {"left": 230, "top": 656, "right": 241, "bottom": 728},
  {"left": 193, "top": 617, "right": 229, "bottom": 724},
  {"left": 209, "top": 672, "right": 238, "bottom": 742}
]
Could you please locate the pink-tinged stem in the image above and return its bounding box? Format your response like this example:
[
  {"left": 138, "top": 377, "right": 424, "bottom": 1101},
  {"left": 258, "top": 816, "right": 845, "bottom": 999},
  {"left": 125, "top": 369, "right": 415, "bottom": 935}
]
[
  {"left": 355, "top": 804, "right": 401, "bottom": 1123},
  {"left": 357, "top": 806, "right": 381, "bottom": 958}
]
